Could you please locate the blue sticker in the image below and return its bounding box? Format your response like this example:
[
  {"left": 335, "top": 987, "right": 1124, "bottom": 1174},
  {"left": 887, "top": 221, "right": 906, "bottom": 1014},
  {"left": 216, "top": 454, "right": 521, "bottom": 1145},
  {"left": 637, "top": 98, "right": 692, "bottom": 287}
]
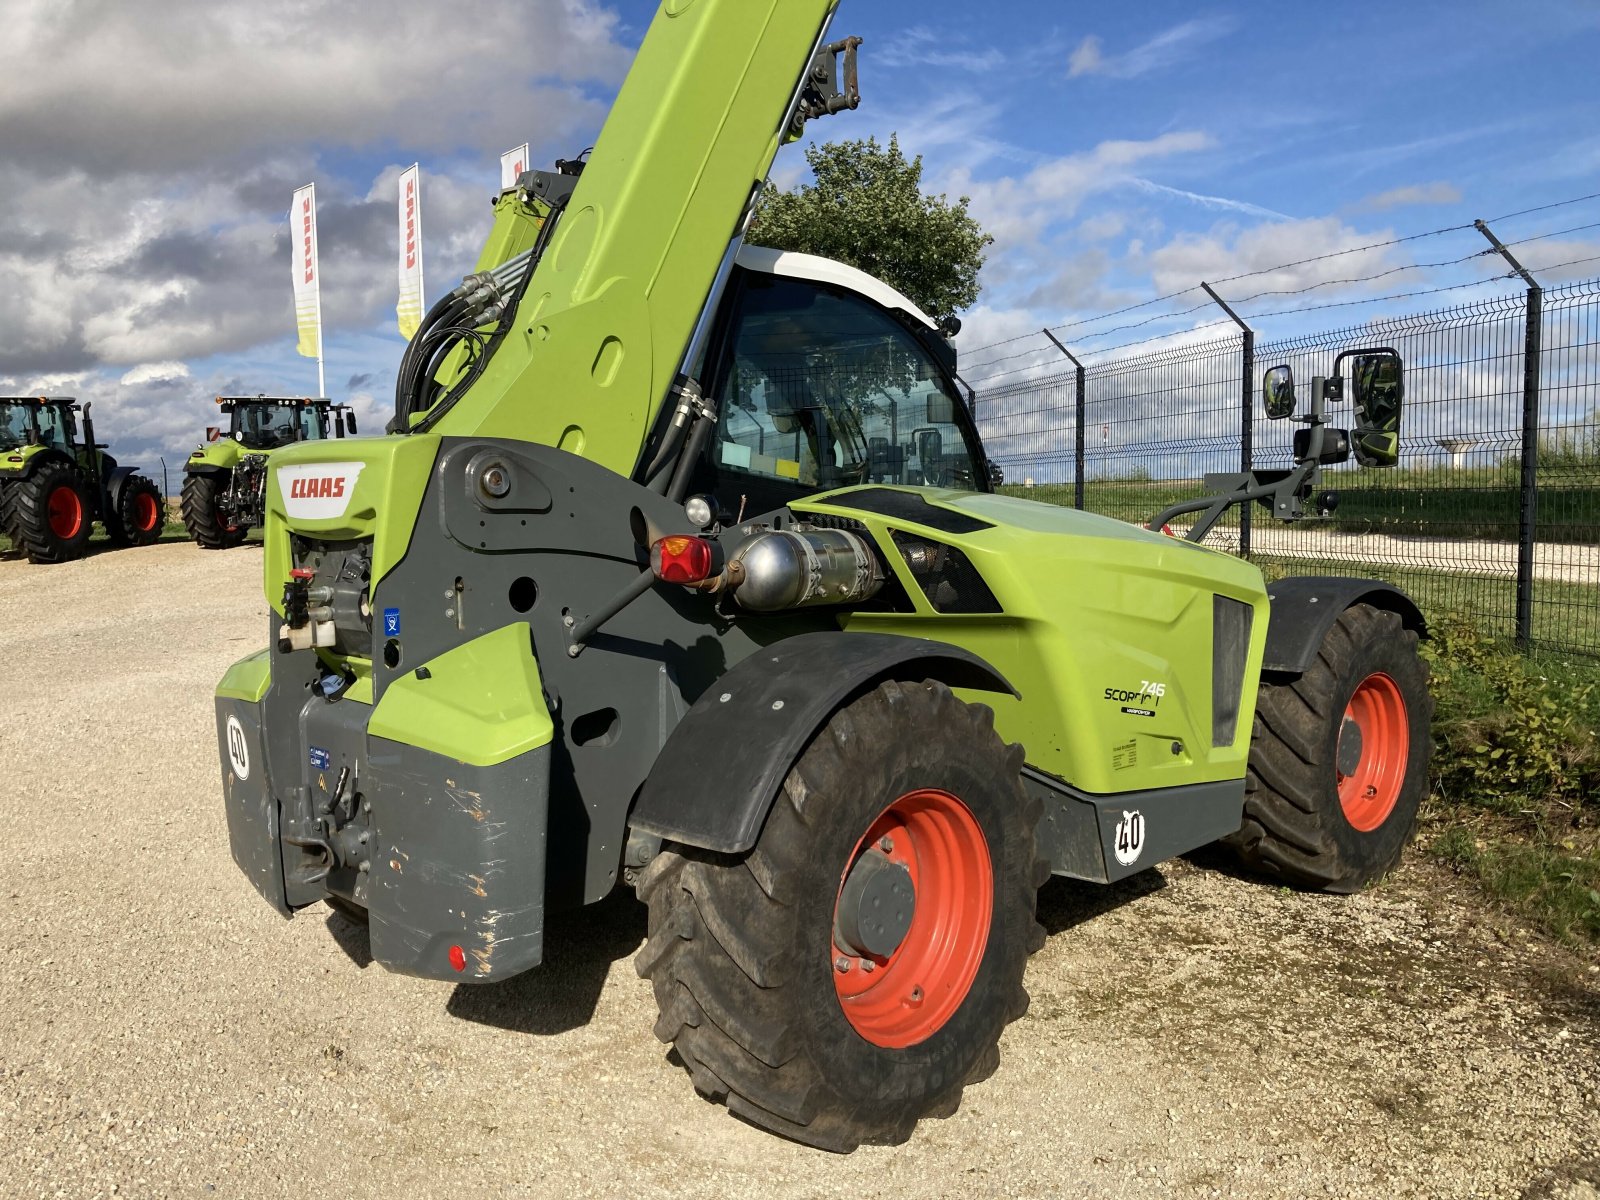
[
  {"left": 382, "top": 607, "right": 401, "bottom": 637},
  {"left": 309, "top": 746, "right": 331, "bottom": 770}
]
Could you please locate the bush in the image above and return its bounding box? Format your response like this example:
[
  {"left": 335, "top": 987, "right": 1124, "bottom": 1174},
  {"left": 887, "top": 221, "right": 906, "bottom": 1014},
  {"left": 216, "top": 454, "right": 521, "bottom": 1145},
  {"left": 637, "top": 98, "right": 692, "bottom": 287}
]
[
  {"left": 1424, "top": 619, "right": 1600, "bottom": 808},
  {"left": 1422, "top": 618, "right": 1600, "bottom": 947}
]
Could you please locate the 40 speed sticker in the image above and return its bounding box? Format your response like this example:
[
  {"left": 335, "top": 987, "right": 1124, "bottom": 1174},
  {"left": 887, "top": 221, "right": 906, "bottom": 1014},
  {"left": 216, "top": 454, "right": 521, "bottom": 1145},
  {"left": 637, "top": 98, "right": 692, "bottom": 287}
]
[
  {"left": 1113, "top": 809, "right": 1145, "bottom": 867},
  {"left": 226, "top": 714, "right": 251, "bottom": 781}
]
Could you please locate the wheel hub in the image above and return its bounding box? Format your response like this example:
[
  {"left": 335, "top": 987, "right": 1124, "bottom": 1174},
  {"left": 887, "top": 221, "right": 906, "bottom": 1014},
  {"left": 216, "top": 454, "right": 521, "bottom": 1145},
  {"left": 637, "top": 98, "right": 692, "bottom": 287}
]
[
  {"left": 834, "top": 848, "right": 915, "bottom": 959},
  {"left": 1336, "top": 716, "right": 1364, "bottom": 776}
]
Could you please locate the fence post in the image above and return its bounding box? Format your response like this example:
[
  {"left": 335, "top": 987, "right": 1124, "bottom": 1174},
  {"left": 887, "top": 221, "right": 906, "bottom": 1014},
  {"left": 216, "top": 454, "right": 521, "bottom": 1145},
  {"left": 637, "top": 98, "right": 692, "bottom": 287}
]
[
  {"left": 1042, "top": 329, "right": 1086, "bottom": 509},
  {"left": 1476, "top": 220, "right": 1543, "bottom": 649},
  {"left": 1201, "top": 283, "right": 1255, "bottom": 557}
]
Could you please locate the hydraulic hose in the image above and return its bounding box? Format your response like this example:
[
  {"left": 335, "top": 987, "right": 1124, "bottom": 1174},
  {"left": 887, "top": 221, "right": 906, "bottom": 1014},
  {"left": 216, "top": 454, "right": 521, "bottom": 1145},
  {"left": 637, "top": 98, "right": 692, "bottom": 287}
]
[{"left": 406, "top": 197, "right": 567, "bottom": 436}]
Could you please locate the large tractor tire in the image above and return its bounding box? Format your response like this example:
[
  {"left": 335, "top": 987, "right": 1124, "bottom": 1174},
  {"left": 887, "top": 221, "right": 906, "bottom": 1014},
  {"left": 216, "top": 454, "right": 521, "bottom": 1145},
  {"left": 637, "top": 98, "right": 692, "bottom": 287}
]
[
  {"left": 0, "top": 481, "right": 18, "bottom": 548},
  {"left": 11, "top": 461, "right": 93, "bottom": 564},
  {"left": 181, "top": 471, "right": 246, "bottom": 549},
  {"left": 1229, "top": 603, "right": 1432, "bottom": 893},
  {"left": 106, "top": 474, "right": 165, "bottom": 547},
  {"left": 636, "top": 679, "right": 1046, "bottom": 1152}
]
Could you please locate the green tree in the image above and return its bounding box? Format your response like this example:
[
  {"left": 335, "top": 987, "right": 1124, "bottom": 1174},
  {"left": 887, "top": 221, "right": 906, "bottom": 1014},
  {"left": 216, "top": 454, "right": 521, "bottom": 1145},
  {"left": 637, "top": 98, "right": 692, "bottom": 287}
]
[{"left": 752, "top": 134, "right": 993, "bottom": 323}]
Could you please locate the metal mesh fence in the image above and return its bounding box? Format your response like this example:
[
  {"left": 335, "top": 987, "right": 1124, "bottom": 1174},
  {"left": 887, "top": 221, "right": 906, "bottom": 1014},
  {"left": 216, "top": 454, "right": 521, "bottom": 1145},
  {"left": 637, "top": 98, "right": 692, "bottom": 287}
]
[{"left": 974, "top": 277, "right": 1600, "bottom": 658}]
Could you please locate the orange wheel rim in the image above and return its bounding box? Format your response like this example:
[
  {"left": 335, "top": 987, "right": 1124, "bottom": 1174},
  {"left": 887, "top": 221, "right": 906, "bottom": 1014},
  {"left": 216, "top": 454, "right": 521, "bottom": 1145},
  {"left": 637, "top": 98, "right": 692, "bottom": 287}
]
[
  {"left": 1337, "top": 672, "right": 1409, "bottom": 832},
  {"left": 831, "top": 789, "right": 992, "bottom": 1049},
  {"left": 47, "top": 486, "right": 83, "bottom": 539},
  {"left": 133, "top": 491, "right": 160, "bottom": 532}
]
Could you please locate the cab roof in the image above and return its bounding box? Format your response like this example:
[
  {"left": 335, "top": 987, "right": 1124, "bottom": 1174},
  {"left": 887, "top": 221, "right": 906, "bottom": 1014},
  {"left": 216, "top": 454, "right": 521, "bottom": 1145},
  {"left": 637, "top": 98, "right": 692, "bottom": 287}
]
[{"left": 735, "top": 244, "right": 938, "bottom": 332}]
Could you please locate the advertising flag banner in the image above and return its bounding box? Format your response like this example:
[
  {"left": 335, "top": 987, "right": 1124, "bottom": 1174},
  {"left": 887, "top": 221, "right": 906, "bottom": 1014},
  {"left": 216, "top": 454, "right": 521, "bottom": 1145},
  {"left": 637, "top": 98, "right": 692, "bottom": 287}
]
[
  {"left": 291, "top": 183, "right": 322, "bottom": 362},
  {"left": 397, "top": 164, "right": 425, "bottom": 339},
  {"left": 500, "top": 143, "right": 530, "bottom": 190}
]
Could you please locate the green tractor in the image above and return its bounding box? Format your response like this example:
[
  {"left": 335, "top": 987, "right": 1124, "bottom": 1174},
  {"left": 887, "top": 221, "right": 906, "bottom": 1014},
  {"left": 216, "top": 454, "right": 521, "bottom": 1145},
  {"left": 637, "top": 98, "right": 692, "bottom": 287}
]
[
  {"left": 212, "top": 1, "right": 1432, "bottom": 1152},
  {"left": 0, "top": 396, "right": 165, "bottom": 564},
  {"left": 181, "top": 395, "right": 357, "bottom": 548}
]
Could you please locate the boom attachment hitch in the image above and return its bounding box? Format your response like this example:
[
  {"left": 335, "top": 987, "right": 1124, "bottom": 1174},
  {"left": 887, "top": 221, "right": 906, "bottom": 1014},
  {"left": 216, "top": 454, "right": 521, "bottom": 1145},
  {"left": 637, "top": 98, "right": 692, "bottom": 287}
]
[
  {"left": 789, "top": 36, "right": 862, "bottom": 139},
  {"left": 1150, "top": 347, "right": 1405, "bottom": 542}
]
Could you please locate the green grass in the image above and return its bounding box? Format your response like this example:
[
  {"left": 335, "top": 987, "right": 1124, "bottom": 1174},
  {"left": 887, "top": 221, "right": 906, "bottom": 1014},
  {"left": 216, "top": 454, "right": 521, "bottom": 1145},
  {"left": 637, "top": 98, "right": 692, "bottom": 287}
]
[{"left": 1002, "top": 470, "right": 1600, "bottom": 543}]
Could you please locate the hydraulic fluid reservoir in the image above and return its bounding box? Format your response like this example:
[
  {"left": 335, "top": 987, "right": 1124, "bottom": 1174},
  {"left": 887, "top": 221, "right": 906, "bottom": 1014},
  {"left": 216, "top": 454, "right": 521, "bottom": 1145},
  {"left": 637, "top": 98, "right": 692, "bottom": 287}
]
[{"left": 728, "top": 527, "right": 883, "bottom": 612}]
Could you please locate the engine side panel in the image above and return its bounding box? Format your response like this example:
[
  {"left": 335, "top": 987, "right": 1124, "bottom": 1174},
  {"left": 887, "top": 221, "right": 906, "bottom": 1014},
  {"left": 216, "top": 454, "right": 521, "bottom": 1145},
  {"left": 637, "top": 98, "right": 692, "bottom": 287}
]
[{"left": 795, "top": 486, "right": 1271, "bottom": 796}]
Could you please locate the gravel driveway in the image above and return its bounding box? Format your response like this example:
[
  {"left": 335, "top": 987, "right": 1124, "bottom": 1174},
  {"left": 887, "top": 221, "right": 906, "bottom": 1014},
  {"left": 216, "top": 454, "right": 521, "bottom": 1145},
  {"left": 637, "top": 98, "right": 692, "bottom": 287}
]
[{"left": 2, "top": 541, "right": 1597, "bottom": 1199}]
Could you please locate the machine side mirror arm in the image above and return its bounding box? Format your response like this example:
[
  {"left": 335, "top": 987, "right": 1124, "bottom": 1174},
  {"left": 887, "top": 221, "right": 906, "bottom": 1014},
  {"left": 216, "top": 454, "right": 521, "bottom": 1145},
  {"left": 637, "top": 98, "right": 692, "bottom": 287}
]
[{"left": 1148, "top": 459, "right": 1321, "bottom": 543}]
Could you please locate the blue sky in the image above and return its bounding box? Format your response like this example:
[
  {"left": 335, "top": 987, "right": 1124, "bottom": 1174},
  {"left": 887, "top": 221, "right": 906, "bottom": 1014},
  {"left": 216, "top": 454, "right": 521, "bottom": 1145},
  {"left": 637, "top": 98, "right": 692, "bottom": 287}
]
[{"left": 2, "top": 0, "right": 1597, "bottom": 480}]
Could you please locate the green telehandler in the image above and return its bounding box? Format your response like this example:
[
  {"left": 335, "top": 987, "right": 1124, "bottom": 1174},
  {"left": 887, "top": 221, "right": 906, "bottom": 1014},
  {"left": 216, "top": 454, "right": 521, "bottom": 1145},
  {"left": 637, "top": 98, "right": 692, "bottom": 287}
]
[
  {"left": 213, "top": 1, "right": 1431, "bottom": 1151},
  {"left": 181, "top": 395, "right": 357, "bottom": 548},
  {"left": 0, "top": 396, "right": 165, "bottom": 564}
]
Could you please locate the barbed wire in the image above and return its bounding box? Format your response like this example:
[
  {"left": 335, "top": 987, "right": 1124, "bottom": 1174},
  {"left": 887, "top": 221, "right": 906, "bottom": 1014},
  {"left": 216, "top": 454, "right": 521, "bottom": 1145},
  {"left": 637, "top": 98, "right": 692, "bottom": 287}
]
[
  {"left": 959, "top": 188, "right": 1600, "bottom": 364},
  {"left": 966, "top": 271, "right": 1528, "bottom": 386}
]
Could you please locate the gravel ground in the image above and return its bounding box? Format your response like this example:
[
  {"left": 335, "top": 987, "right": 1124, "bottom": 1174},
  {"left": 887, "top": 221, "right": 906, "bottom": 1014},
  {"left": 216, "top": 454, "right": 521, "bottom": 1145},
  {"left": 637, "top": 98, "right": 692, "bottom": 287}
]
[{"left": 2, "top": 540, "right": 1598, "bottom": 1200}]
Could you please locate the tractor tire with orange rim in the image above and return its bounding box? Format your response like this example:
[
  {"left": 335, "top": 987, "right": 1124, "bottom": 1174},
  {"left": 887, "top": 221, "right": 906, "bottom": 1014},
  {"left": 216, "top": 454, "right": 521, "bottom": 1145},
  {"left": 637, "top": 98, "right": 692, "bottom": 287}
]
[
  {"left": 11, "top": 460, "right": 93, "bottom": 564},
  {"left": 107, "top": 474, "right": 165, "bottom": 547},
  {"left": 635, "top": 678, "right": 1046, "bottom": 1152},
  {"left": 181, "top": 471, "right": 247, "bottom": 549},
  {"left": 1227, "top": 603, "right": 1432, "bottom": 892}
]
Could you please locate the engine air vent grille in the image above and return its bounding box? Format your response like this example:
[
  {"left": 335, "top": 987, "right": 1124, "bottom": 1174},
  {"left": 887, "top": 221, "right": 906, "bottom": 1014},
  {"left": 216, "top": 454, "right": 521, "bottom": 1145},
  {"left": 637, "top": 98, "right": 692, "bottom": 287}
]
[
  {"left": 889, "top": 531, "right": 1002, "bottom": 615},
  {"left": 1212, "top": 595, "right": 1253, "bottom": 747}
]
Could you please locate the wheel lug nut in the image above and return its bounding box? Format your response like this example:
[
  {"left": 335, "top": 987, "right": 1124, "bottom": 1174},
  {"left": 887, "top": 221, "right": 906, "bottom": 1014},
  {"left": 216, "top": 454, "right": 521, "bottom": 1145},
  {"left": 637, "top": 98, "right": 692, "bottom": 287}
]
[
  {"left": 834, "top": 956, "right": 851, "bottom": 973},
  {"left": 861, "top": 960, "right": 875, "bottom": 973}
]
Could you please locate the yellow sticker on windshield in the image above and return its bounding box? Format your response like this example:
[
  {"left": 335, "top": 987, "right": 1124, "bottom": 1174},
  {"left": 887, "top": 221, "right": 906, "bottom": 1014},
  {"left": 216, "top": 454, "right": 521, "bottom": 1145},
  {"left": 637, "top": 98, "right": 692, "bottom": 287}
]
[{"left": 775, "top": 459, "right": 800, "bottom": 480}]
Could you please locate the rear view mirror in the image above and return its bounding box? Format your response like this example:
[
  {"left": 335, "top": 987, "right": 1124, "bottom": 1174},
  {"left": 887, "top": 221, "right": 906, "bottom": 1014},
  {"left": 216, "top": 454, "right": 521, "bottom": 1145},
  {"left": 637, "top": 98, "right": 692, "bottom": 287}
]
[
  {"left": 1262, "top": 365, "right": 1295, "bottom": 419},
  {"left": 1350, "top": 353, "right": 1403, "bottom": 467},
  {"left": 345, "top": 412, "right": 358, "bottom": 435},
  {"left": 925, "top": 392, "right": 956, "bottom": 424}
]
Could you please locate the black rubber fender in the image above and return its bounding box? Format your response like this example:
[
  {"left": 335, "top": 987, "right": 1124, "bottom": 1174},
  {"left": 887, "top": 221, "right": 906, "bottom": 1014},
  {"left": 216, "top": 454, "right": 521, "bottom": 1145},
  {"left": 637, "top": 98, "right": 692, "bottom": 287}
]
[
  {"left": 628, "top": 631, "right": 1017, "bottom": 855},
  {"left": 1263, "top": 577, "right": 1426, "bottom": 675},
  {"left": 105, "top": 464, "right": 138, "bottom": 512}
]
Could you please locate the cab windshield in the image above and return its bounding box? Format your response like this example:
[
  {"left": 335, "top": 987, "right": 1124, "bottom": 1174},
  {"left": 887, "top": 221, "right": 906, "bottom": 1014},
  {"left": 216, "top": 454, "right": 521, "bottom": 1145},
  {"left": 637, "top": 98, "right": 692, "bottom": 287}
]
[
  {"left": 231, "top": 402, "right": 322, "bottom": 449},
  {"left": 0, "top": 403, "right": 66, "bottom": 450},
  {"left": 0, "top": 404, "right": 31, "bottom": 450}
]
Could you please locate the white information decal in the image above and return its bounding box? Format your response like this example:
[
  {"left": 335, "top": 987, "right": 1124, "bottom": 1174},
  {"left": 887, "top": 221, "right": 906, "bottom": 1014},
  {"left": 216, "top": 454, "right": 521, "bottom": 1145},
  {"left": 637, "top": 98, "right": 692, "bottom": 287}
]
[
  {"left": 277, "top": 461, "right": 367, "bottom": 521},
  {"left": 500, "top": 142, "right": 530, "bottom": 190},
  {"left": 1113, "top": 809, "right": 1145, "bottom": 867},
  {"left": 226, "top": 714, "right": 251, "bottom": 781}
]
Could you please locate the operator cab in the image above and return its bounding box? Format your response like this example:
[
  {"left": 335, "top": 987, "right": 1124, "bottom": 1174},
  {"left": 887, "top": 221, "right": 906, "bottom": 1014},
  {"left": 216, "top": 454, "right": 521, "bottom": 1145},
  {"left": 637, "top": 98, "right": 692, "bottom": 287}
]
[{"left": 689, "top": 245, "right": 988, "bottom": 513}]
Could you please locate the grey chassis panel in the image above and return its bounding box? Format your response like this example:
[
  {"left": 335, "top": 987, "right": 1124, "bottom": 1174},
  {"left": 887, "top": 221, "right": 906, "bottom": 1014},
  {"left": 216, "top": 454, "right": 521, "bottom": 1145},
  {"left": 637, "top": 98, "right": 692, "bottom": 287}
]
[
  {"left": 368, "top": 439, "right": 837, "bottom": 907},
  {"left": 366, "top": 736, "right": 551, "bottom": 982},
  {"left": 1024, "top": 767, "right": 1246, "bottom": 884},
  {"left": 218, "top": 667, "right": 552, "bottom": 981},
  {"left": 216, "top": 697, "right": 290, "bottom": 917},
  {"left": 1262, "top": 577, "right": 1426, "bottom": 675},
  {"left": 628, "top": 631, "right": 1017, "bottom": 856}
]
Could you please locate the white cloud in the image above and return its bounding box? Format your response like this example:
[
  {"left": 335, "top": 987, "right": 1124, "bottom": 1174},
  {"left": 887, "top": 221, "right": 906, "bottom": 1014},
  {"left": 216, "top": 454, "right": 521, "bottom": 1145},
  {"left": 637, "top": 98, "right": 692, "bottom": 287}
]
[
  {"left": 1358, "top": 182, "right": 1464, "bottom": 212},
  {"left": 0, "top": 0, "right": 628, "bottom": 172},
  {"left": 1141, "top": 217, "right": 1411, "bottom": 300},
  {"left": 0, "top": 0, "right": 633, "bottom": 381},
  {"left": 1067, "top": 36, "right": 1105, "bottom": 78},
  {"left": 953, "top": 131, "right": 1215, "bottom": 246},
  {"left": 119, "top": 362, "right": 192, "bottom": 386},
  {"left": 1067, "top": 18, "right": 1236, "bottom": 80},
  {"left": 877, "top": 26, "right": 1007, "bottom": 73}
]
